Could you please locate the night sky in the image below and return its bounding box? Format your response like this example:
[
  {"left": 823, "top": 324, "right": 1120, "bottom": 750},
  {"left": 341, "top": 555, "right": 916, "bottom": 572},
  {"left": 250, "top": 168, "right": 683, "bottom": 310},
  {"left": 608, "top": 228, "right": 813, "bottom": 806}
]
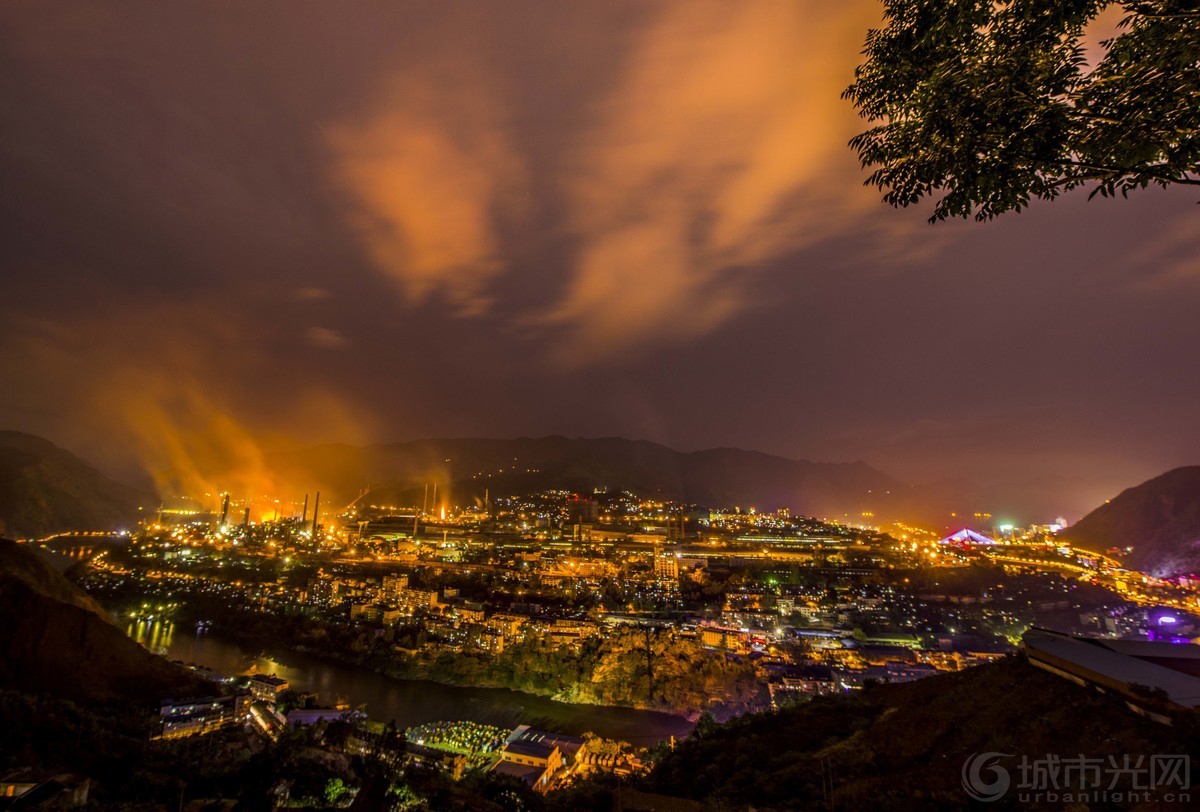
[{"left": 2, "top": 1, "right": 1198, "bottom": 518}]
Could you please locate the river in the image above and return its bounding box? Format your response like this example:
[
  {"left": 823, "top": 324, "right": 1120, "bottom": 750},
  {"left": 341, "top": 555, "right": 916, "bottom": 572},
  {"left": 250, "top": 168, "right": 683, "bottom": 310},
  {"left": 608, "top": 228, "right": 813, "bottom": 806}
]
[{"left": 129, "top": 619, "right": 693, "bottom": 745}]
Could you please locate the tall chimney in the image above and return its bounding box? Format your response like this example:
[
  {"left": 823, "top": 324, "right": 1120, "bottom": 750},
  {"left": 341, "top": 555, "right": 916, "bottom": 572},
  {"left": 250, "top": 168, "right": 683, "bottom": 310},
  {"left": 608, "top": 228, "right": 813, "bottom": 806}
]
[
  {"left": 219, "top": 493, "right": 230, "bottom": 528},
  {"left": 301, "top": 493, "right": 309, "bottom": 523},
  {"left": 311, "top": 491, "right": 320, "bottom": 539}
]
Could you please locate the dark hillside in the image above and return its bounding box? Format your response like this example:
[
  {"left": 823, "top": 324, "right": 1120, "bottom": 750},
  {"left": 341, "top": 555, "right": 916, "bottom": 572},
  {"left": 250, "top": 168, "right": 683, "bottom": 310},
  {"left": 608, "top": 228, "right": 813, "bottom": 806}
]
[
  {"left": 646, "top": 655, "right": 1199, "bottom": 810},
  {"left": 0, "top": 539, "right": 207, "bottom": 702},
  {"left": 0, "top": 430, "right": 145, "bottom": 539},
  {"left": 1065, "top": 466, "right": 1200, "bottom": 576}
]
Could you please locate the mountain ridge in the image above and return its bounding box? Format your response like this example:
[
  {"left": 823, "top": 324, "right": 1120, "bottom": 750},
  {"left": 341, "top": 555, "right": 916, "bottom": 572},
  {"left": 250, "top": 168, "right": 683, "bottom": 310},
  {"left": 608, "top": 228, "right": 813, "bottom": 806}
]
[
  {"left": 0, "top": 430, "right": 147, "bottom": 539},
  {"left": 0, "top": 539, "right": 209, "bottom": 702},
  {"left": 267, "top": 434, "right": 916, "bottom": 520},
  {"left": 1064, "top": 465, "right": 1200, "bottom": 577}
]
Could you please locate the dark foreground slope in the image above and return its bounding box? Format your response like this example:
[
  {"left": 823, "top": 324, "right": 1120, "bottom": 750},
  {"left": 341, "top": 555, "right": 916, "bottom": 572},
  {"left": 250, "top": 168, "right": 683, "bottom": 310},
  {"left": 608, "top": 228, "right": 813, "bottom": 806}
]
[
  {"left": 0, "top": 430, "right": 146, "bottom": 539},
  {"left": 1065, "top": 466, "right": 1200, "bottom": 577},
  {"left": 0, "top": 539, "right": 207, "bottom": 702},
  {"left": 645, "top": 655, "right": 1199, "bottom": 811}
]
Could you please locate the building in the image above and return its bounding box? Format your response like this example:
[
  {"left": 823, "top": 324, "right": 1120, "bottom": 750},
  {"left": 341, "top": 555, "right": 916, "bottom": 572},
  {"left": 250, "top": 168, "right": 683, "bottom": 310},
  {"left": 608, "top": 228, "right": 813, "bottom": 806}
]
[
  {"left": 506, "top": 725, "right": 586, "bottom": 766},
  {"left": 698, "top": 626, "right": 749, "bottom": 653},
  {"left": 493, "top": 741, "right": 562, "bottom": 793},
  {"left": 405, "top": 744, "right": 467, "bottom": 780},
  {"left": 157, "top": 693, "right": 252, "bottom": 739},
  {"left": 381, "top": 573, "right": 410, "bottom": 602},
  {"left": 1023, "top": 628, "right": 1200, "bottom": 722},
  {"left": 284, "top": 708, "right": 364, "bottom": 727},
  {"left": 398, "top": 588, "right": 439, "bottom": 610},
  {"left": 0, "top": 770, "right": 91, "bottom": 807},
  {"left": 937, "top": 528, "right": 997, "bottom": 546},
  {"left": 654, "top": 553, "right": 680, "bottom": 581},
  {"left": 249, "top": 674, "right": 289, "bottom": 705},
  {"left": 456, "top": 602, "right": 486, "bottom": 624},
  {"left": 306, "top": 575, "right": 335, "bottom": 607},
  {"left": 565, "top": 496, "right": 599, "bottom": 524}
]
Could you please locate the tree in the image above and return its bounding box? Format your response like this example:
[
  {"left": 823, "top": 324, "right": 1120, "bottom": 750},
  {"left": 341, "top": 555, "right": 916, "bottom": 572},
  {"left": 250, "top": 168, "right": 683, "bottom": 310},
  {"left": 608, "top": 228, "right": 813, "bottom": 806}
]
[
  {"left": 323, "top": 777, "right": 348, "bottom": 805},
  {"left": 844, "top": 0, "right": 1200, "bottom": 221}
]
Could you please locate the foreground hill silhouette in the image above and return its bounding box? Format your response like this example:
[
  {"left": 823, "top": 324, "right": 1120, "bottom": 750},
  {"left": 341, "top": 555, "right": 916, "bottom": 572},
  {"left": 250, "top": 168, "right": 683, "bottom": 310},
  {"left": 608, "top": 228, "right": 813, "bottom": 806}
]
[
  {"left": 1065, "top": 466, "right": 1200, "bottom": 577},
  {"left": 643, "top": 655, "right": 1199, "bottom": 811},
  {"left": 0, "top": 539, "right": 207, "bottom": 702},
  {"left": 0, "top": 430, "right": 145, "bottom": 539},
  {"left": 268, "top": 435, "right": 966, "bottom": 521}
]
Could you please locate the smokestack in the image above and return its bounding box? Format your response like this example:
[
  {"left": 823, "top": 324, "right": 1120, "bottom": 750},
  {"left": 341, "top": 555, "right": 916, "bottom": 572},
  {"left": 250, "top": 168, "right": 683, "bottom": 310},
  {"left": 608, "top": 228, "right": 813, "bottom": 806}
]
[
  {"left": 242, "top": 507, "right": 250, "bottom": 528},
  {"left": 311, "top": 491, "right": 320, "bottom": 539},
  {"left": 219, "top": 493, "right": 230, "bottom": 528},
  {"left": 422, "top": 482, "right": 428, "bottom": 514},
  {"left": 431, "top": 482, "right": 438, "bottom": 514},
  {"left": 301, "top": 493, "right": 309, "bottom": 523}
]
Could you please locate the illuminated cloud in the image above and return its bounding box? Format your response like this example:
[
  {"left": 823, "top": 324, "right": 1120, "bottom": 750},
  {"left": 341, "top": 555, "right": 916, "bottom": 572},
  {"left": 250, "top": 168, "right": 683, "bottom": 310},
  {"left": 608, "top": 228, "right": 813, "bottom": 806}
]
[
  {"left": 305, "top": 327, "right": 348, "bottom": 349},
  {"left": 0, "top": 303, "right": 375, "bottom": 509},
  {"left": 293, "top": 287, "right": 331, "bottom": 301},
  {"left": 2, "top": 0, "right": 1196, "bottom": 504},
  {"left": 315, "top": 1, "right": 907, "bottom": 363},
  {"left": 532, "top": 1, "right": 890, "bottom": 360},
  {"left": 326, "top": 74, "right": 527, "bottom": 317}
]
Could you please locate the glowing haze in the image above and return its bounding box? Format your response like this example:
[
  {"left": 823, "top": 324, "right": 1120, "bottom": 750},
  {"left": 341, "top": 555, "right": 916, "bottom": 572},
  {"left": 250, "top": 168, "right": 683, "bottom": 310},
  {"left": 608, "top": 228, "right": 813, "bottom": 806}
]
[{"left": 1, "top": 1, "right": 1198, "bottom": 521}]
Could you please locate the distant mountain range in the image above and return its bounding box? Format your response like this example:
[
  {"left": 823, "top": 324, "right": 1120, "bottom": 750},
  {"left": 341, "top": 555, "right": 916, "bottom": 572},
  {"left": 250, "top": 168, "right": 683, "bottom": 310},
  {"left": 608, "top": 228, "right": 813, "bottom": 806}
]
[
  {"left": 6, "top": 428, "right": 1200, "bottom": 549},
  {"left": 0, "top": 539, "right": 207, "bottom": 702},
  {"left": 0, "top": 430, "right": 146, "bottom": 539},
  {"left": 268, "top": 435, "right": 967, "bottom": 522},
  {"left": 1064, "top": 466, "right": 1200, "bottom": 577}
]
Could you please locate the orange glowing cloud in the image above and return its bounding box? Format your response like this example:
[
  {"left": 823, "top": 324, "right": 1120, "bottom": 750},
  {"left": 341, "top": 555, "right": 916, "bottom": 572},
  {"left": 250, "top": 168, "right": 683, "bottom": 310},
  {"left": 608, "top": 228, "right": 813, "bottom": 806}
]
[
  {"left": 0, "top": 303, "right": 376, "bottom": 511},
  {"left": 315, "top": 2, "right": 924, "bottom": 363},
  {"left": 326, "top": 74, "right": 527, "bottom": 317},
  {"left": 538, "top": 1, "right": 890, "bottom": 360}
]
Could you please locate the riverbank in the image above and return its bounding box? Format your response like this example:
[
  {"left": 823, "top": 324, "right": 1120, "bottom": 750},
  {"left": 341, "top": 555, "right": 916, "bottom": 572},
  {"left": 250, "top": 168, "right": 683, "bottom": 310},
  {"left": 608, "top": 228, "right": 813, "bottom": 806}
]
[
  {"left": 152, "top": 623, "right": 695, "bottom": 743},
  {"left": 173, "top": 605, "right": 763, "bottom": 721}
]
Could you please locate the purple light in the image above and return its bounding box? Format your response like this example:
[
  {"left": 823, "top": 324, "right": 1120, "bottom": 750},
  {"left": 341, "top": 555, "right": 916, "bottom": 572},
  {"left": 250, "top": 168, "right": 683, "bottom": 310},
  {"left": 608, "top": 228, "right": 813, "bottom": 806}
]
[{"left": 1159, "top": 615, "right": 1178, "bottom": 624}]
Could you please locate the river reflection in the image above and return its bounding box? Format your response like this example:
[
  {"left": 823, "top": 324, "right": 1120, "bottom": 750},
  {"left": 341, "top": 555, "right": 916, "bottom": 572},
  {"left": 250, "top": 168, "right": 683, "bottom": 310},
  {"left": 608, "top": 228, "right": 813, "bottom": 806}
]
[
  {"left": 127, "top": 617, "right": 175, "bottom": 654},
  {"left": 145, "top": 628, "right": 693, "bottom": 744}
]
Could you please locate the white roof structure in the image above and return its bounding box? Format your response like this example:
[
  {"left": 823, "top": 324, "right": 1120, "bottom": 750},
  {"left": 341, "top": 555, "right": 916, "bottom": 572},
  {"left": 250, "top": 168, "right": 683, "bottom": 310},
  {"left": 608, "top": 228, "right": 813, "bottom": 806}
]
[
  {"left": 938, "top": 528, "right": 997, "bottom": 545},
  {"left": 1024, "top": 628, "right": 1200, "bottom": 709}
]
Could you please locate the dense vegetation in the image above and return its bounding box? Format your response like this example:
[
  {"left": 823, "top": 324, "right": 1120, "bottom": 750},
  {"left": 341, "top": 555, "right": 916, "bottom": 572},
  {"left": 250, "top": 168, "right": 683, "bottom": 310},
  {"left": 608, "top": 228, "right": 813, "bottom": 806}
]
[
  {"left": 359, "top": 627, "right": 763, "bottom": 718},
  {"left": 82, "top": 565, "right": 764, "bottom": 718},
  {"left": 846, "top": 0, "right": 1200, "bottom": 221}
]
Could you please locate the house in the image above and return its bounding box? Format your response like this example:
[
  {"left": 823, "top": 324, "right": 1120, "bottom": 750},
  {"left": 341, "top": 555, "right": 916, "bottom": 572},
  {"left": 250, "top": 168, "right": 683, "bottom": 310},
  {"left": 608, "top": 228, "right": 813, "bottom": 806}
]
[
  {"left": 249, "top": 674, "right": 289, "bottom": 705},
  {"left": 491, "top": 733, "right": 565, "bottom": 793},
  {"left": 157, "top": 693, "right": 252, "bottom": 739}
]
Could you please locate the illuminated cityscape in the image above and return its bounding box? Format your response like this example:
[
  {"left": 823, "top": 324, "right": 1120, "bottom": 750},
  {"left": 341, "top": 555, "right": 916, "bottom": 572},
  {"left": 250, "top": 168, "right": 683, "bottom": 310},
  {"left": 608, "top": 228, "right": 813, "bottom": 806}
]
[
  {"left": 2, "top": 0, "right": 1199, "bottom": 809},
  {"left": 26, "top": 480, "right": 1200, "bottom": 796}
]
